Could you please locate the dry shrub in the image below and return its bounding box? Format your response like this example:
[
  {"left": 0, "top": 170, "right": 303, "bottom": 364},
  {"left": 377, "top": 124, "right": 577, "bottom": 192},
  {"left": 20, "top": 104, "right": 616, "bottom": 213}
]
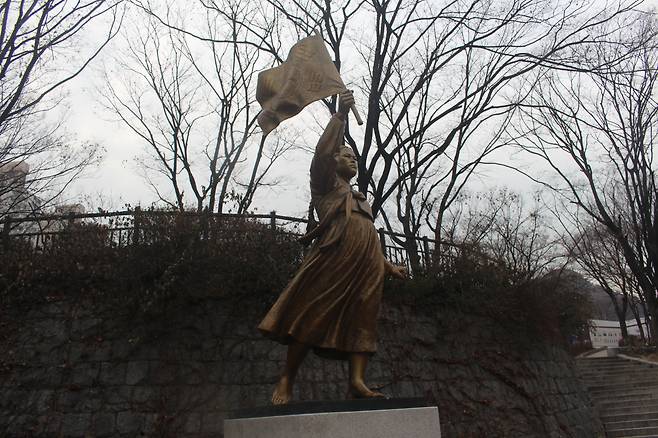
[
  {"left": 1, "top": 210, "right": 593, "bottom": 345},
  {"left": 0, "top": 212, "right": 302, "bottom": 316},
  {"left": 387, "top": 247, "right": 593, "bottom": 345}
]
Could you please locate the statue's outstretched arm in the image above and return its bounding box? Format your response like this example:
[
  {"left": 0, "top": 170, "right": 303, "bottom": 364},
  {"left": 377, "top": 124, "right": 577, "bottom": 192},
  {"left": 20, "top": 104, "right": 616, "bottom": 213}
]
[
  {"left": 309, "top": 91, "right": 354, "bottom": 194},
  {"left": 309, "top": 113, "right": 345, "bottom": 194},
  {"left": 385, "top": 259, "right": 408, "bottom": 279}
]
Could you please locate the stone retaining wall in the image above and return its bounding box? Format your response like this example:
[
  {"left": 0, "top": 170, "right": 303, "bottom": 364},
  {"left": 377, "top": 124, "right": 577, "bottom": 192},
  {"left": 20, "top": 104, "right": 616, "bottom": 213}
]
[{"left": 0, "top": 296, "right": 603, "bottom": 437}]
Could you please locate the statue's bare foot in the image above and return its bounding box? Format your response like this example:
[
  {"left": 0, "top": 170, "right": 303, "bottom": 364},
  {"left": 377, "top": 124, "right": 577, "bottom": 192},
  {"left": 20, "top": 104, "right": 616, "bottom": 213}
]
[
  {"left": 272, "top": 375, "right": 293, "bottom": 405},
  {"left": 347, "top": 380, "right": 387, "bottom": 399}
]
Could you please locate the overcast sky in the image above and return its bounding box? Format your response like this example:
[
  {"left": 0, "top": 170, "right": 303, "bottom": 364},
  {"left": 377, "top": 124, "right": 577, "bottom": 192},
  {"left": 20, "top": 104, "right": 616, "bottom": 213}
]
[{"left": 59, "top": 0, "right": 657, "bottom": 220}]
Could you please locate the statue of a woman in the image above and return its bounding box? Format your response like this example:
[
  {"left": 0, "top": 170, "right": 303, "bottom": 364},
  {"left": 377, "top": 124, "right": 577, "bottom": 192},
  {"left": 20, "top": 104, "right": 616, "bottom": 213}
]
[{"left": 258, "top": 90, "right": 406, "bottom": 405}]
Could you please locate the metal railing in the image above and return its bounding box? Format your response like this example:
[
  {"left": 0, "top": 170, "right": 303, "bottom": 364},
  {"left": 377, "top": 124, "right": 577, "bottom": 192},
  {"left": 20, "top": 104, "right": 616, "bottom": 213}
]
[{"left": 0, "top": 209, "right": 456, "bottom": 273}]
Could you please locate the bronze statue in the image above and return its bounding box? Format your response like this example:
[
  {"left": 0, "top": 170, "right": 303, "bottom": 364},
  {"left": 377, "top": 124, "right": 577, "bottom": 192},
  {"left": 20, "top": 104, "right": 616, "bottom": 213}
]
[{"left": 258, "top": 91, "right": 406, "bottom": 405}]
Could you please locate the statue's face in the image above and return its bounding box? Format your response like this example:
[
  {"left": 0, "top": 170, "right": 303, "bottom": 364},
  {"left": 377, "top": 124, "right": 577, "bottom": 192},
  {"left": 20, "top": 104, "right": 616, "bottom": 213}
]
[{"left": 335, "top": 145, "right": 357, "bottom": 179}]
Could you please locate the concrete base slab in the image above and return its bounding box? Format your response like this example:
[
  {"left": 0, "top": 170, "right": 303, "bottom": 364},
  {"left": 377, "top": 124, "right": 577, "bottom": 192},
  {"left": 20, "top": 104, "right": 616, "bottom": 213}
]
[{"left": 224, "top": 400, "right": 441, "bottom": 438}]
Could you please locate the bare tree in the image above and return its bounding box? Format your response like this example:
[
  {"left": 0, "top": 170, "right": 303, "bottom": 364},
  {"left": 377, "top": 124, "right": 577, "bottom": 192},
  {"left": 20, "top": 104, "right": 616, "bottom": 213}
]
[
  {"left": 563, "top": 218, "right": 649, "bottom": 342},
  {"left": 133, "top": 0, "right": 643, "bottom": 280},
  {"left": 0, "top": 0, "right": 122, "bottom": 219},
  {"left": 0, "top": 122, "right": 100, "bottom": 219},
  {"left": 381, "top": 38, "right": 516, "bottom": 268},
  {"left": 192, "top": 0, "right": 639, "bottom": 221},
  {"left": 103, "top": 4, "right": 291, "bottom": 212},
  {"left": 512, "top": 16, "right": 658, "bottom": 342},
  {"left": 439, "top": 189, "right": 561, "bottom": 284}
]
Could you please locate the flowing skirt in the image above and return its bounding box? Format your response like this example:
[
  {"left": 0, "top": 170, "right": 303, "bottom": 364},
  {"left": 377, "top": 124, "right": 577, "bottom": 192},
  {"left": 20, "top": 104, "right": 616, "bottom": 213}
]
[{"left": 258, "top": 213, "right": 386, "bottom": 359}]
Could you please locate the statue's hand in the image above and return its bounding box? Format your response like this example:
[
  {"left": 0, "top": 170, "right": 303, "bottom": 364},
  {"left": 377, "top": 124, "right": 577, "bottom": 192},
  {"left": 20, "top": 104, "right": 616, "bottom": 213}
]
[
  {"left": 386, "top": 262, "right": 408, "bottom": 280},
  {"left": 338, "top": 90, "right": 355, "bottom": 117}
]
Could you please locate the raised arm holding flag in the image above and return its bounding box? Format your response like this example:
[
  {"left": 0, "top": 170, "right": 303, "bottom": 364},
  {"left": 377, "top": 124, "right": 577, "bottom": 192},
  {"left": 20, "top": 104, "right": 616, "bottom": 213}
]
[
  {"left": 256, "top": 43, "right": 407, "bottom": 404},
  {"left": 255, "top": 34, "right": 363, "bottom": 137}
]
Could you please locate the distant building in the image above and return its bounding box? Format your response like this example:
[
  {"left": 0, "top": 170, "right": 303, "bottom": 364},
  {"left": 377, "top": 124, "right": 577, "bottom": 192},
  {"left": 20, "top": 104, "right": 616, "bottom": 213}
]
[
  {"left": 1, "top": 163, "right": 86, "bottom": 250},
  {"left": 54, "top": 203, "right": 85, "bottom": 217},
  {"left": 589, "top": 319, "right": 647, "bottom": 348},
  {"left": 1, "top": 161, "right": 85, "bottom": 220},
  {"left": 0, "top": 161, "right": 35, "bottom": 217},
  {"left": 43, "top": 203, "right": 86, "bottom": 230},
  {"left": 0, "top": 161, "right": 29, "bottom": 187}
]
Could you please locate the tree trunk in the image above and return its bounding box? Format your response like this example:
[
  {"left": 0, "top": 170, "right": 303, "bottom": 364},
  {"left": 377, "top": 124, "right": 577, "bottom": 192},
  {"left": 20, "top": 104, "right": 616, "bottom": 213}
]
[
  {"left": 619, "top": 317, "right": 629, "bottom": 340},
  {"left": 405, "top": 238, "right": 422, "bottom": 276},
  {"left": 648, "top": 300, "right": 658, "bottom": 346},
  {"left": 619, "top": 295, "right": 629, "bottom": 340},
  {"left": 630, "top": 301, "right": 646, "bottom": 342},
  {"left": 611, "top": 293, "right": 629, "bottom": 341},
  {"left": 636, "top": 315, "right": 646, "bottom": 342}
]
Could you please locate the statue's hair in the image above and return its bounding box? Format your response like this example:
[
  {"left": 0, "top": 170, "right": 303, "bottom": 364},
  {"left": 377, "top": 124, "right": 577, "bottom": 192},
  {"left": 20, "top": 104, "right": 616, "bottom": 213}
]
[{"left": 334, "top": 144, "right": 354, "bottom": 156}]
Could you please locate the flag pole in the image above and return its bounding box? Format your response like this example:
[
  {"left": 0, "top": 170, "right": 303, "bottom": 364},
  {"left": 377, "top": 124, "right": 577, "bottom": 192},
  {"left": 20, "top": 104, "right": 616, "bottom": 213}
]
[
  {"left": 314, "top": 31, "right": 364, "bottom": 126},
  {"left": 350, "top": 99, "right": 364, "bottom": 126}
]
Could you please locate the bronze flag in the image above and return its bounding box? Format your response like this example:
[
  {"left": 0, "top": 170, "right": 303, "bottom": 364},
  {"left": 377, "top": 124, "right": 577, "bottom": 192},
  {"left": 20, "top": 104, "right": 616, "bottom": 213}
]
[{"left": 256, "top": 34, "right": 346, "bottom": 135}]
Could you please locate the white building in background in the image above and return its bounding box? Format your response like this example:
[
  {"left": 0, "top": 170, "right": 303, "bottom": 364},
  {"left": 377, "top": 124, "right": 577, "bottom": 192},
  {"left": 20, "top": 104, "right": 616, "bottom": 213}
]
[
  {"left": 1, "top": 162, "right": 85, "bottom": 250},
  {"left": 54, "top": 203, "right": 85, "bottom": 217},
  {"left": 0, "top": 161, "right": 32, "bottom": 216},
  {"left": 589, "top": 319, "right": 646, "bottom": 348},
  {"left": 0, "top": 161, "right": 29, "bottom": 186},
  {"left": 0, "top": 161, "right": 85, "bottom": 220}
]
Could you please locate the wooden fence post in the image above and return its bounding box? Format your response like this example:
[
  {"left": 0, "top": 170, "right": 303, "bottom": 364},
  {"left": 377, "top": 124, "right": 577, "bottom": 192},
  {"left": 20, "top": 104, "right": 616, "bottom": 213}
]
[
  {"left": 2, "top": 216, "right": 11, "bottom": 250},
  {"left": 270, "top": 211, "right": 277, "bottom": 230},
  {"left": 378, "top": 228, "right": 386, "bottom": 254},
  {"left": 133, "top": 207, "right": 141, "bottom": 245},
  {"left": 201, "top": 207, "right": 209, "bottom": 240}
]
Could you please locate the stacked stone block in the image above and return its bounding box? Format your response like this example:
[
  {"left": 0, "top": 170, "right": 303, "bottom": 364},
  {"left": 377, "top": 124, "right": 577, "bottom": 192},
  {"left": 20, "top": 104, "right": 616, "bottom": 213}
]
[{"left": 0, "top": 298, "right": 603, "bottom": 437}]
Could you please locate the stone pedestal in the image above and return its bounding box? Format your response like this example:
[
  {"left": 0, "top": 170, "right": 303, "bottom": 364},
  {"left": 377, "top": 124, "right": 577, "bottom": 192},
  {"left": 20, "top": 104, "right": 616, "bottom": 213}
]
[{"left": 224, "top": 398, "right": 441, "bottom": 438}]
